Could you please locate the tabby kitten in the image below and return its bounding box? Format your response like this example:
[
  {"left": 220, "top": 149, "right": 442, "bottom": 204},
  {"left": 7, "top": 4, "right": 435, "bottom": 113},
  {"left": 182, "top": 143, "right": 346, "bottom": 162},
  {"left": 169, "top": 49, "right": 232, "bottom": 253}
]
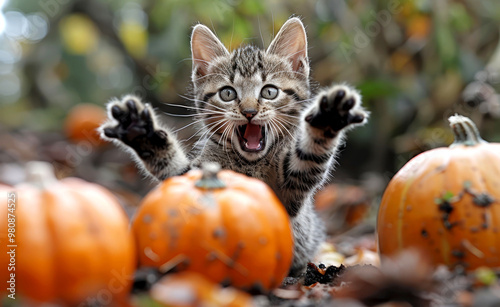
[{"left": 100, "top": 17, "right": 368, "bottom": 276}]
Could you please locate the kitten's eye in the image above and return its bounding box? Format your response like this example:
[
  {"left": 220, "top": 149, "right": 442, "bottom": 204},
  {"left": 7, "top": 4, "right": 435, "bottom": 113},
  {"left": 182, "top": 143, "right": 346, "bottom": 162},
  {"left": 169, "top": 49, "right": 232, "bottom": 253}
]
[
  {"left": 261, "top": 85, "right": 279, "bottom": 100},
  {"left": 219, "top": 87, "right": 237, "bottom": 102}
]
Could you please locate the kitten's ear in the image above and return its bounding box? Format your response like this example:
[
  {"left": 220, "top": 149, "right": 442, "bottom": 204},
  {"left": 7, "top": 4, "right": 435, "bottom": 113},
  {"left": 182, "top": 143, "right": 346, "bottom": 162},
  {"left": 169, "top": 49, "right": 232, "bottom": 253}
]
[
  {"left": 267, "top": 17, "right": 308, "bottom": 74},
  {"left": 191, "top": 24, "right": 229, "bottom": 78}
]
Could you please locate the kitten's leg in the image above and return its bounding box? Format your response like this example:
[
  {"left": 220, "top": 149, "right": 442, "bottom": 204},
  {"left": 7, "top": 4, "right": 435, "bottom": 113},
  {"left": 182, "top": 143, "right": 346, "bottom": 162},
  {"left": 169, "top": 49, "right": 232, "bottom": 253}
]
[
  {"left": 279, "top": 84, "right": 368, "bottom": 216},
  {"left": 278, "top": 84, "right": 368, "bottom": 275},
  {"left": 99, "top": 95, "right": 190, "bottom": 180}
]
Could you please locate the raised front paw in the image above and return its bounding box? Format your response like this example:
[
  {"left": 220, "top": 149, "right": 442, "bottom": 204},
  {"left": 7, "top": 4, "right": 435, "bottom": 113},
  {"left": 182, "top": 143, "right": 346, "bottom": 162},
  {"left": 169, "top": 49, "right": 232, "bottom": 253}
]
[
  {"left": 100, "top": 95, "right": 156, "bottom": 145},
  {"left": 305, "top": 85, "right": 368, "bottom": 137}
]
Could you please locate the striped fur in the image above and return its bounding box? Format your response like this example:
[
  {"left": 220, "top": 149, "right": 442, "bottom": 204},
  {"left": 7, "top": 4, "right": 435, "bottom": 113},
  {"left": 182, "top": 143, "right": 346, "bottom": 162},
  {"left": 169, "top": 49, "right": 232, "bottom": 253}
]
[{"left": 100, "top": 17, "right": 368, "bottom": 276}]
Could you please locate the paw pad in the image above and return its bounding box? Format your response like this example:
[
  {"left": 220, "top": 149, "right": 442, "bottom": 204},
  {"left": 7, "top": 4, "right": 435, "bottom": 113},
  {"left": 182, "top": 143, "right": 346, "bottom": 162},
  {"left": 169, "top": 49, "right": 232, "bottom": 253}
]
[
  {"left": 306, "top": 86, "right": 367, "bottom": 136},
  {"left": 101, "top": 97, "right": 156, "bottom": 145}
]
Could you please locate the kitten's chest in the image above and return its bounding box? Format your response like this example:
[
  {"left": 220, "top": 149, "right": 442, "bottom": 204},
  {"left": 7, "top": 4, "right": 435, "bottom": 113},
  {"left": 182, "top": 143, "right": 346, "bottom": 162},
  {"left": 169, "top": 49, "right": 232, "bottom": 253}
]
[
  {"left": 225, "top": 161, "right": 281, "bottom": 196},
  {"left": 195, "top": 153, "right": 275, "bottom": 186},
  {"left": 221, "top": 160, "right": 271, "bottom": 182}
]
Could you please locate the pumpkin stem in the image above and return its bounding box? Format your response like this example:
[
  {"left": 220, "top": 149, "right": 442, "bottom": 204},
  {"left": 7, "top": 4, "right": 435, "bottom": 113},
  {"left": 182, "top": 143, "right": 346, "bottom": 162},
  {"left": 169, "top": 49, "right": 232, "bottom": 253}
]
[
  {"left": 195, "top": 162, "right": 226, "bottom": 189},
  {"left": 26, "top": 161, "right": 58, "bottom": 189},
  {"left": 449, "top": 114, "right": 486, "bottom": 147}
]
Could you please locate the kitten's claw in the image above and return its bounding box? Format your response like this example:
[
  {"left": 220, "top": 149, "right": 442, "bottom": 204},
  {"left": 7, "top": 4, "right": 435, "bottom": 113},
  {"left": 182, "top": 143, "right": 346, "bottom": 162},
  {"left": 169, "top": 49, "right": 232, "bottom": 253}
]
[{"left": 306, "top": 85, "right": 368, "bottom": 137}]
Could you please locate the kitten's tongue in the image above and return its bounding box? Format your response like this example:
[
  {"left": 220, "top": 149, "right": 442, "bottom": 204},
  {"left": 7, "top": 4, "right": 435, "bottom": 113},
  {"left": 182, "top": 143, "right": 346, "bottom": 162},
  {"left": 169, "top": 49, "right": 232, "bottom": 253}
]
[{"left": 243, "top": 123, "right": 262, "bottom": 150}]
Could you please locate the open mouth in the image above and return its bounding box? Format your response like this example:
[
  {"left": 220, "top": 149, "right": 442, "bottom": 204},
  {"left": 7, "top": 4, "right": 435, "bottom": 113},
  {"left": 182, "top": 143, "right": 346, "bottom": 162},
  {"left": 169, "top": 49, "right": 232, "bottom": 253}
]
[{"left": 236, "top": 123, "right": 266, "bottom": 152}]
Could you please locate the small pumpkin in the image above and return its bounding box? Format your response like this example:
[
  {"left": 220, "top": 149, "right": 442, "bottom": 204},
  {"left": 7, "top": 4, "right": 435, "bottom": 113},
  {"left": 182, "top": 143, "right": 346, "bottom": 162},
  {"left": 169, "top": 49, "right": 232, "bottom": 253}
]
[
  {"left": 378, "top": 115, "right": 500, "bottom": 270},
  {"left": 132, "top": 163, "right": 294, "bottom": 291},
  {"left": 150, "top": 272, "right": 253, "bottom": 307},
  {"left": 64, "top": 103, "right": 107, "bottom": 146},
  {"left": 0, "top": 162, "right": 135, "bottom": 305}
]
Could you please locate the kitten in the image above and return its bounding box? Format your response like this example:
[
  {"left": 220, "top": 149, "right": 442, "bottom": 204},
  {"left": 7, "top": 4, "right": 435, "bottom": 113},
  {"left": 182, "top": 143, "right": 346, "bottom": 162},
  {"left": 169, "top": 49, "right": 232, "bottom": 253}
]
[{"left": 100, "top": 17, "right": 368, "bottom": 276}]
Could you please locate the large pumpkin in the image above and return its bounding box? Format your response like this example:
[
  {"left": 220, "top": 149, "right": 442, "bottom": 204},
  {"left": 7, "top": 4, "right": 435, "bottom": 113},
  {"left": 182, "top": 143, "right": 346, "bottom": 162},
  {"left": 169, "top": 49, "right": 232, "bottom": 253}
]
[
  {"left": 132, "top": 163, "right": 294, "bottom": 290},
  {"left": 0, "top": 162, "right": 135, "bottom": 305},
  {"left": 378, "top": 115, "right": 500, "bottom": 270}
]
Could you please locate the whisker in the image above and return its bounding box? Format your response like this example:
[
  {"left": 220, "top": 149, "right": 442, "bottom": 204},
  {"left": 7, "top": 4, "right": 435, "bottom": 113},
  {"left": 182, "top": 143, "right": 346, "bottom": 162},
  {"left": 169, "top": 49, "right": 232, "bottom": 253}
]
[
  {"left": 191, "top": 129, "right": 215, "bottom": 150},
  {"left": 226, "top": 128, "right": 237, "bottom": 168},
  {"left": 220, "top": 123, "right": 233, "bottom": 152},
  {"left": 200, "top": 102, "right": 228, "bottom": 113},
  {"left": 277, "top": 112, "right": 301, "bottom": 120},
  {"left": 273, "top": 117, "right": 296, "bottom": 142},
  {"left": 177, "top": 57, "right": 194, "bottom": 64},
  {"left": 178, "top": 95, "right": 228, "bottom": 113},
  {"left": 275, "top": 115, "right": 297, "bottom": 129},
  {"left": 268, "top": 120, "right": 281, "bottom": 145},
  {"left": 186, "top": 117, "right": 227, "bottom": 144},
  {"left": 192, "top": 72, "right": 229, "bottom": 82},
  {"left": 191, "top": 58, "right": 212, "bottom": 65},
  {"left": 199, "top": 121, "right": 226, "bottom": 155},
  {"left": 172, "top": 115, "right": 224, "bottom": 133},
  {"left": 203, "top": 117, "right": 228, "bottom": 132},
  {"left": 270, "top": 69, "right": 309, "bottom": 79},
  {"left": 220, "top": 125, "right": 228, "bottom": 152},
  {"left": 230, "top": 18, "right": 235, "bottom": 53},
  {"left": 162, "top": 112, "right": 196, "bottom": 118},
  {"left": 190, "top": 129, "right": 210, "bottom": 147},
  {"left": 163, "top": 102, "right": 203, "bottom": 111},
  {"left": 258, "top": 16, "right": 265, "bottom": 47},
  {"left": 230, "top": 131, "right": 246, "bottom": 165},
  {"left": 275, "top": 101, "right": 312, "bottom": 111},
  {"left": 192, "top": 112, "right": 228, "bottom": 118},
  {"left": 276, "top": 116, "right": 299, "bottom": 127},
  {"left": 267, "top": 120, "right": 279, "bottom": 141},
  {"left": 274, "top": 98, "right": 313, "bottom": 110},
  {"left": 264, "top": 123, "right": 272, "bottom": 158},
  {"left": 268, "top": 120, "right": 283, "bottom": 161},
  {"left": 267, "top": 122, "right": 280, "bottom": 161},
  {"left": 194, "top": 117, "right": 227, "bottom": 145},
  {"left": 192, "top": 117, "right": 227, "bottom": 139},
  {"left": 173, "top": 118, "right": 205, "bottom": 134}
]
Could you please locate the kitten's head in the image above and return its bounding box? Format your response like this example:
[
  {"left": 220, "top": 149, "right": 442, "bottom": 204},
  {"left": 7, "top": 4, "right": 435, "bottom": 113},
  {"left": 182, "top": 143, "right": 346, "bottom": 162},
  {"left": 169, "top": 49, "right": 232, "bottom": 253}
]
[{"left": 191, "top": 17, "right": 310, "bottom": 161}]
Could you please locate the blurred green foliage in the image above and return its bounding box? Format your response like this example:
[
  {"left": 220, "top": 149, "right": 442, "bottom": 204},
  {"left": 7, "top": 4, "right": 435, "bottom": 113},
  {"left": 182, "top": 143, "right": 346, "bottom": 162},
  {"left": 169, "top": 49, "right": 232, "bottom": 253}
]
[{"left": 1, "top": 0, "right": 500, "bottom": 179}]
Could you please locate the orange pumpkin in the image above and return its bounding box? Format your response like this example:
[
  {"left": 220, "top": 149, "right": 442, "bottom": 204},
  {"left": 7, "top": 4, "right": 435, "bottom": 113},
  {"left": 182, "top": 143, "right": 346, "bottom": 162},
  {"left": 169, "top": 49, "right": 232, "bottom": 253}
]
[
  {"left": 64, "top": 103, "right": 107, "bottom": 146},
  {"left": 132, "top": 163, "right": 293, "bottom": 291},
  {"left": 150, "top": 272, "right": 253, "bottom": 307},
  {"left": 378, "top": 115, "right": 500, "bottom": 270},
  {"left": 0, "top": 162, "right": 135, "bottom": 305}
]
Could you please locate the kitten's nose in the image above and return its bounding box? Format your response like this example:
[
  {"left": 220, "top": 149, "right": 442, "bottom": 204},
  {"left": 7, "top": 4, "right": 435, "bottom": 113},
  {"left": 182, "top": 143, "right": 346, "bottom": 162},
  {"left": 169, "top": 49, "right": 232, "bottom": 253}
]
[{"left": 241, "top": 108, "right": 258, "bottom": 119}]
